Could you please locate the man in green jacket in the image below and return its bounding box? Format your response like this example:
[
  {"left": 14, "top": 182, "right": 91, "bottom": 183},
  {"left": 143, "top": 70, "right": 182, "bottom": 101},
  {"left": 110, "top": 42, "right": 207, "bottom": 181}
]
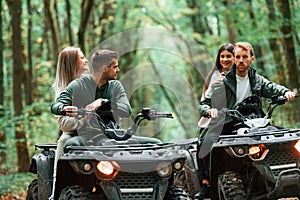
[
  {"left": 199, "top": 42, "right": 295, "bottom": 120},
  {"left": 51, "top": 49, "right": 132, "bottom": 148},
  {"left": 195, "top": 42, "right": 296, "bottom": 199}
]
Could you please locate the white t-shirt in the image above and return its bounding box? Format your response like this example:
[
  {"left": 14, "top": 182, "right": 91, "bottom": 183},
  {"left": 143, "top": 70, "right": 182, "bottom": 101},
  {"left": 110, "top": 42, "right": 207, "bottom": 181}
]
[{"left": 235, "top": 74, "right": 252, "bottom": 105}]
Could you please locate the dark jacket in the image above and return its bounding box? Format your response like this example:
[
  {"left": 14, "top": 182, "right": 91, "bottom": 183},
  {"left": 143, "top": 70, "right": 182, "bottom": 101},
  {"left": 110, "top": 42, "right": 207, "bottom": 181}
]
[
  {"left": 199, "top": 66, "right": 290, "bottom": 117},
  {"left": 51, "top": 74, "right": 131, "bottom": 119}
]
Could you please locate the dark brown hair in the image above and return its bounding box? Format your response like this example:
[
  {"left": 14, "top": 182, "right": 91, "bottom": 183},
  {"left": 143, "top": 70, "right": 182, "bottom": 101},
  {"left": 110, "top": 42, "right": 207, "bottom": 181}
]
[
  {"left": 202, "top": 43, "right": 234, "bottom": 97},
  {"left": 91, "top": 49, "right": 118, "bottom": 72}
]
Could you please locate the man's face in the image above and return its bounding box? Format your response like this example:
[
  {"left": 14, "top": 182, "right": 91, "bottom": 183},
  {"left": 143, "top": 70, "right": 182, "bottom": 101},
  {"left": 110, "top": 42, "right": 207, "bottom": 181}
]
[
  {"left": 234, "top": 47, "right": 254, "bottom": 77},
  {"left": 105, "top": 58, "right": 120, "bottom": 80}
]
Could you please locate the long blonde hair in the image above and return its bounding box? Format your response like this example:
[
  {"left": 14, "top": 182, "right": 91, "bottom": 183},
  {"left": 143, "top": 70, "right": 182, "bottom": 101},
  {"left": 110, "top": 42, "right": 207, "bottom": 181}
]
[{"left": 52, "top": 47, "right": 81, "bottom": 98}]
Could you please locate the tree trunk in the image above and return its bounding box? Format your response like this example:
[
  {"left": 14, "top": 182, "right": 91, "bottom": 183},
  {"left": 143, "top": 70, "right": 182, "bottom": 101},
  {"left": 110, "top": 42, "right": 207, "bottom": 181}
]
[
  {"left": 277, "top": 0, "right": 299, "bottom": 90},
  {"left": 185, "top": 0, "right": 206, "bottom": 36},
  {"left": 44, "top": 0, "right": 59, "bottom": 65},
  {"left": 25, "top": 0, "right": 33, "bottom": 105},
  {"left": 6, "top": 0, "right": 30, "bottom": 172},
  {"left": 223, "top": 0, "right": 236, "bottom": 43},
  {"left": 266, "top": 0, "right": 286, "bottom": 85},
  {"left": 0, "top": 0, "right": 7, "bottom": 170},
  {"left": 277, "top": 0, "right": 300, "bottom": 122},
  {"left": 65, "top": 0, "right": 73, "bottom": 45},
  {"left": 78, "top": 0, "right": 94, "bottom": 53},
  {"left": 54, "top": 0, "right": 61, "bottom": 46},
  {"left": 247, "top": 0, "right": 265, "bottom": 72}
]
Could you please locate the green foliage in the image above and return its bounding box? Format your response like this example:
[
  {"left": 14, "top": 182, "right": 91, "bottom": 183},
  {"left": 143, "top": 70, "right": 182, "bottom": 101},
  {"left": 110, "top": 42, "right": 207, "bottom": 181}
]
[
  {"left": 0, "top": 172, "right": 36, "bottom": 195},
  {"left": 0, "top": 103, "right": 58, "bottom": 172}
]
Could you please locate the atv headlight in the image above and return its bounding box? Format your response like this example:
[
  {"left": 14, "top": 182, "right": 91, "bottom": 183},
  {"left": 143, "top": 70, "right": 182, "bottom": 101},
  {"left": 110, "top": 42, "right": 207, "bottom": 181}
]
[
  {"left": 97, "top": 161, "right": 114, "bottom": 175},
  {"left": 156, "top": 163, "right": 172, "bottom": 178},
  {"left": 96, "top": 161, "right": 120, "bottom": 180},
  {"left": 295, "top": 140, "right": 300, "bottom": 153},
  {"left": 226, "top": 146, "right": 248, "bottom": 158},
  {"left": 248, "top": 144, "right": 269, "bottom": 161},
  {"left": 173, "top": 161, "right": 182, "bottom": 170}
]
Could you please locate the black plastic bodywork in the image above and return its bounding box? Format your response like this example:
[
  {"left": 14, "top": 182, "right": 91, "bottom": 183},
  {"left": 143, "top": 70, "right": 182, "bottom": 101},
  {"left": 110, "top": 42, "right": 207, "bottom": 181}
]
[
  {"left": 28, "top": 142, "right": 187, "bottom": 199},
  {"left": 210, "top": 128, "right": 300, "bottom": 199}
]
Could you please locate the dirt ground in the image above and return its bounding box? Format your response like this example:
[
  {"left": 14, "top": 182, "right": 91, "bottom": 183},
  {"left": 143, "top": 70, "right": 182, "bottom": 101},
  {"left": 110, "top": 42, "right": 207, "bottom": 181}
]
[{"left": 0, "top": 191, "right": 26, "bottom": 200}]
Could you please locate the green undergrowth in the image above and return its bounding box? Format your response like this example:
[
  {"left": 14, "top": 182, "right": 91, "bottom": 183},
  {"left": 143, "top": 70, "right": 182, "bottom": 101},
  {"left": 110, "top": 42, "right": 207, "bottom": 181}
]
[{"left": 0, "top": 172, "right": 36, "bottom": 195}]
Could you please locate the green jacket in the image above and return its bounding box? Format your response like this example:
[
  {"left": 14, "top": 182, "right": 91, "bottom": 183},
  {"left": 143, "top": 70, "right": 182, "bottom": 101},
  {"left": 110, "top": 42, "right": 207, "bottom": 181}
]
[
  {"left": 51, "top": 74, "right": 131, "bottom": 119},
  {"left": 199, "top": 66, "right": 290, "bottom": 117}
]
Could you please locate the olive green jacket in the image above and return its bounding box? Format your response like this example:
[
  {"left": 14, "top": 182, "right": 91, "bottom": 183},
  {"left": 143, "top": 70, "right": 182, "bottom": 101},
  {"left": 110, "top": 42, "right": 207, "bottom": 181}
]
[
  {"left": 51, "top": 74, "right": 131, "bottom": 119},
  {"left": 199, "top": 66, "right": 290, "bottom": 117}
]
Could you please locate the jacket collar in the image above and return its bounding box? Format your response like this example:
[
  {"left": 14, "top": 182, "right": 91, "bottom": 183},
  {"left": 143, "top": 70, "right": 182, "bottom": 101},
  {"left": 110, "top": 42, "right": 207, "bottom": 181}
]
[{"left": 224, "top": 65, "right": 256, "bottom": 91}]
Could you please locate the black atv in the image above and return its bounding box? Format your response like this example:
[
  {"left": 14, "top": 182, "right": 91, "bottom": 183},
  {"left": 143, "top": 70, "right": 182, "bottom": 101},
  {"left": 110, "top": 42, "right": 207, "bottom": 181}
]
[
  {"left": 26, "top": 107, "right": 191, "bottom": 200},
  {"left": 182, "top": 95, "right": 300, "bottom": 199}
]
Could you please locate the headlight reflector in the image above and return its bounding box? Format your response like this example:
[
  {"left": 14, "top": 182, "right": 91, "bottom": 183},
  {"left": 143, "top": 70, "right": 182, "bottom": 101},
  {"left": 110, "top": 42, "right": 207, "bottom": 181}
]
[
  {"left": 83, "top": 163, "right": 92, "bottom": 172},
  {"left": 237, "top": 147, "right": 246, "bottom": 155},
  {"left": 174, "top": 162, "right": 182, "bottom": 170},
  {"left": 157, "top": 163, "right": 172, "bottom": 178}
]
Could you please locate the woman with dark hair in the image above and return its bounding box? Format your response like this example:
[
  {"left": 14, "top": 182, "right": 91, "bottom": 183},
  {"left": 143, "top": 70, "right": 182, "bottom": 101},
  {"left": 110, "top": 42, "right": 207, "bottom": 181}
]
[
  {"left": 201, "top": 43, "right": 235, "bottom": 101},
  {"left": 195, "top": 43, "right": 235, "bottom": 199},
  {"left": 198, "top": 43, "right": 234, "bottom": 128}
]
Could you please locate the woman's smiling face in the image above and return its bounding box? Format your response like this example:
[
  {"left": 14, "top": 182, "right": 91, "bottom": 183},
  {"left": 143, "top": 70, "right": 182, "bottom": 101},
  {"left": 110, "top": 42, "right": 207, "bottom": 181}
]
[{"left": 219, "top": 50, "right": 234, "bottom": 72}]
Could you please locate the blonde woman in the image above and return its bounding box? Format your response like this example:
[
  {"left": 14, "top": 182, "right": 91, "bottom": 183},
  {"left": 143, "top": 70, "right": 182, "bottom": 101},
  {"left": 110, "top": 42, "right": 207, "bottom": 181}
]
[{"left": 50, "top": 46, "right": 88, "bottom": 200}]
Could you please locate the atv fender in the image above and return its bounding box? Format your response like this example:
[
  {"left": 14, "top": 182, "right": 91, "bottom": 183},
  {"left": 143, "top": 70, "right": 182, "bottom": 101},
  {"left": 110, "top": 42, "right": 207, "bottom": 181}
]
[{"left": 29, "top": 150, "right": 55, "bottom": 200}]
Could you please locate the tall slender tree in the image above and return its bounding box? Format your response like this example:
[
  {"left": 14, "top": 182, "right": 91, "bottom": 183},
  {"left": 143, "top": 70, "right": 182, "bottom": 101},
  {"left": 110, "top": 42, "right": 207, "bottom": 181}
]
[
  {"left": 44, "top": 0, "right": 59, "bottom": 64},
  {"left": 277, "top": 0, "right": 299, "bottom": 89},
  {"left": 6, "top": 0, "right": 30, "bottom": 172},
  {"left": 0, "top": 0, "right": 6, "bottom": 169},
  {"left": 266, "top": 0, "right": 286, "bottom": 85},
  {"left": 247, "top": 0, "right": 265, "bottom": 72},
  {"left": 65, "top": 0, "right": 73, "bottom": 45},
  {"left": 277, "top": 0, "right": 300, "bottom": 122},
  {"left": 25, "top": 0, "right": 33, "bottom": 105},
  {"left": 223, "top": 0, "right": 236, "bottom": 43},
  {"left": 78, "top": 0, "right": 94, "bottom": 53}
]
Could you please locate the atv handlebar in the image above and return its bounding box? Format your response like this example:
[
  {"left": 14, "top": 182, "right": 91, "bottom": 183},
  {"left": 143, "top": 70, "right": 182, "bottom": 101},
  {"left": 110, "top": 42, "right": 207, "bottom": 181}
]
[
  {"left": 269, "top": 94, "right": 298, "bottom": 105},
  {"left": 213, "top": 94, "right": 299, "bottom": 124},
  {"left": 137, "top": 108, "right": 173, "bottom": 121},
  {"left": 63, "top": 107, "right": 173, "bottom": 141}
]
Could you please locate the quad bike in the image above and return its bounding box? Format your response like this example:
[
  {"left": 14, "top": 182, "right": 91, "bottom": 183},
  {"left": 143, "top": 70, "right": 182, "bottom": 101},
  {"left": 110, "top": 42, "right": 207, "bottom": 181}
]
[
  {"left": 181, "top": 95, "right": 300, "bottom": 199},
  {"left": 26, "top": 106, "right": 191, "bottom": 200}
]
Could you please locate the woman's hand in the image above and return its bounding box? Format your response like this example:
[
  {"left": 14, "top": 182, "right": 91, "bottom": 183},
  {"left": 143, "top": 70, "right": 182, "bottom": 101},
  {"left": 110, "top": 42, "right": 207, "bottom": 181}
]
[
  {"left": 206, "top": 108, "right": 219, "bottom": 118},
  {"left": 63, "top": 106, "right": 78, "bottom": 117}
]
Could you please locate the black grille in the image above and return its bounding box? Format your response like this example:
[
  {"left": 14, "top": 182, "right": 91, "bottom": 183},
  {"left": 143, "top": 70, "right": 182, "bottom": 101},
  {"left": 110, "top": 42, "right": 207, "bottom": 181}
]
[
  {"left": 113, "top": 171, "right": 159, "bottom": 199},
  {"left": 264, "top": 142, "right": 300, "bottom": 176}
]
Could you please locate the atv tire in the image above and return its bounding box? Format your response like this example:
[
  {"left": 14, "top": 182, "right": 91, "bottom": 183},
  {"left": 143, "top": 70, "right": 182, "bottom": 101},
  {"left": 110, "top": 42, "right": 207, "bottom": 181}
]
[
  {"left": 26, "top": 179, "right": 38, "bottom": 200},
  {"left": 218, "top": 171, "right": 246, "bottom": 200},
  {"left": 164, "top": 185, "right": 191, "bottom": 200},
  {"left": 58, "top": 185, "right": 94, "bottom": 200}
]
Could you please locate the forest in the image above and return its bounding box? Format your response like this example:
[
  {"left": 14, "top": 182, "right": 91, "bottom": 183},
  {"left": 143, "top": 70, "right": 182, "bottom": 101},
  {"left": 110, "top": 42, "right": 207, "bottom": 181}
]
[{"left": 0, "top": 0, "right": 299, "bottom": 197}]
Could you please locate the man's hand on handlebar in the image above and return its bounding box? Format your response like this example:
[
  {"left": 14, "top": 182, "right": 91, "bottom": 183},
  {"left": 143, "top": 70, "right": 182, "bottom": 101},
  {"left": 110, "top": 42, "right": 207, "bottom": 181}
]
[
  {"left": 284, "top": 91, "right": 297, "bottom": 101},
  {"left": 85, "top": 99, "right": 102, "bottom": 111}
]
